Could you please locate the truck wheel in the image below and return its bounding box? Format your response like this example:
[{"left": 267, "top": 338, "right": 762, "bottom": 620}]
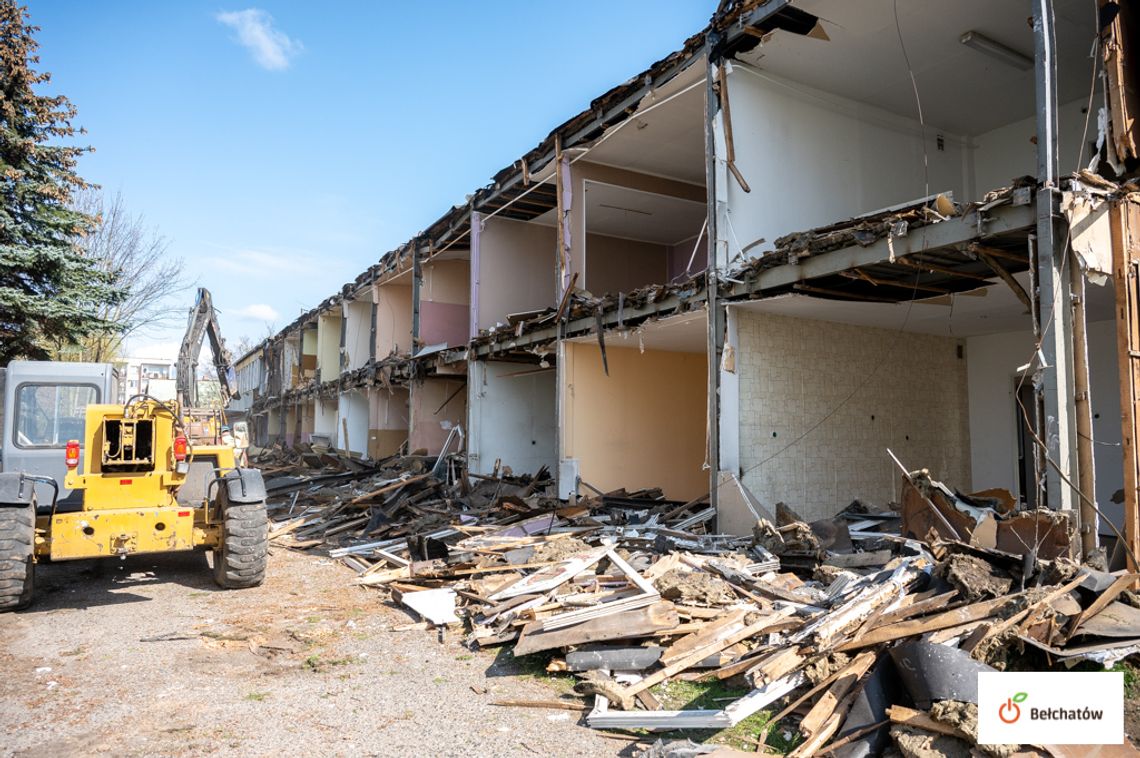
[
  {"left": 0, "top": 507, "right": 35, "bottom": 611},
  {"left": 212, "top": 489, "right": 268, "bottom": 589}
]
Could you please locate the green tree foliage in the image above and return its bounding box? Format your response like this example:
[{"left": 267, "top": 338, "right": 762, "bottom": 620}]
[{"left": 0, "top": 1, "right": 124, "bottom": 363}]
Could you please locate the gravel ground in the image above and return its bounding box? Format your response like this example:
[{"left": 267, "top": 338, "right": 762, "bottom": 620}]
[{"left": 0, "top": 547, "right": 629, "bottom": 757}]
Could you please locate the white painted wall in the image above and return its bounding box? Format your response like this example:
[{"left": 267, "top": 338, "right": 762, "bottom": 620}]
[
  {"left": 733, "top": 309, "right": 970, "bottom": 524},
  {"left": 338, "top": 390, "right": 369, "bottom": 456},
  {"left": 468, "top": 360, "right": 558, "bottom": 476},
  {"left": 314, "top": 397, "right": 337, "bottom": 437},
  {"left": 967, "top": 319, "right": 1123, "bottom": 534},
  {"left": 972, "top": 98, "right": 1092, "bottom": 195},
  {"left": 343, "top": 299, "right": 372, "bottom": 371},
  {"left": 316, "top": 312, "right": 342, "bottom": 383},
  {"left": 722, "top": 63, "right": 968, "bottom": 266}
]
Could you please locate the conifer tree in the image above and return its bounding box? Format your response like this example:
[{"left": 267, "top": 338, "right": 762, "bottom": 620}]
[{"left": 0, "top": 0, "right": 123, "bottom": 363}]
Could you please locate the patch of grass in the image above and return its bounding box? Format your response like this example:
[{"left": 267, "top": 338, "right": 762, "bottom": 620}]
[
  {"left": 244, "top": 691, "right": 269, "bottom": 702},
  {"left": 303, "top": 654, "right": 357, "bottom": 672},
  {"left": 188, "top": 591, "right": 209, "bottom": 598},
  {"left": 505, "top": 651, "right": 576, "bottom": 694},
  {"left": 305, "top": 615, "right": 322, "bottom": 624},
  {"left": 1110, "top": 660, "right": 1139, "bottom": 698},
  {"left": 642, "top": 678, "right": 800, "bottom": 753},
  {"left": 455, "top": 653, "right": 474, "bottom": 662},
  {"left": 60, "top": 645, "right": 85, "bottom": 657},
  {"left": 433, "top": 675, "right": 446, "bottom": 685}
]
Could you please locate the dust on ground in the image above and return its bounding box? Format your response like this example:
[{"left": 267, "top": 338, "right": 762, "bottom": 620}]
[{"left": 0, "top": 548, "right": 623, "bottom": 758}]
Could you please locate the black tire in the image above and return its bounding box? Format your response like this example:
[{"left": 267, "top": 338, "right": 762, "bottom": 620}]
[
  {"left": 0, "top": 507, "right": 35, "bottom": 611},
  {"left": 212, "top": 489, "right": 268, "bottom": 589}
]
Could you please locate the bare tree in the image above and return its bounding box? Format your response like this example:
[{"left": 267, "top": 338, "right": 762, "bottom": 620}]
[{"left": 54, "top": 189, "right": 191, "bottom": 361}]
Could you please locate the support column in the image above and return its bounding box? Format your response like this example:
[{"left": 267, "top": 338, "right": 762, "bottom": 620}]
[
  {"left": 1033, "top": 0, "right": 1078, "bottom": 513},
  {"left": 705, "top": 44, "right": 723, "bottom": 520}
]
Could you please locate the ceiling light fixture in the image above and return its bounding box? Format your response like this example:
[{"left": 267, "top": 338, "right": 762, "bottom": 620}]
[{"left": 959, "top": 30, "right": 1033, "bottom": 71}]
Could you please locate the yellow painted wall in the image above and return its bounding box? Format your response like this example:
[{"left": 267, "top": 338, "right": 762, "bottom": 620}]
[{"left": 563, "top": 342, "right": 707, "bottom": 500}]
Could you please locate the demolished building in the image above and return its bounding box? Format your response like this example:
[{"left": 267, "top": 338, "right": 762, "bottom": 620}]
[{"left": 231, "top": 0, "right": 1140, "bottom": 569}]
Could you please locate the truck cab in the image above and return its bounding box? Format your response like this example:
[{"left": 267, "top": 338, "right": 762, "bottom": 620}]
[{"left": 0, "top": 361, "right": 121, "bottom": 511}]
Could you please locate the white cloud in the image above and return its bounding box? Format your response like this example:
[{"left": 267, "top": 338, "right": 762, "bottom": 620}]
[
  {"left": 216, "top": 9, "right": 301, "bottom": 71},
  {"left": 234, "top": 303, "right": 279, "bottom": 321}
]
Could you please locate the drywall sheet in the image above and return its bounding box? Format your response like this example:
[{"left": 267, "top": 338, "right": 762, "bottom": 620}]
[
  {"left": 562, "top": 343, "right": 707, "bottom": 500},
  {"left": 735, "top": 309, "right": 970, "bottom": 524},
  {"left": 584, "top": 233, "right": 669, "bottom": 296},
  {"left": 468, "top": 361, "right": 557, "bottom": 477},
  {"left": 409, "top": 377, "right": 466, "bottom": 455},
  {"left": 476, "top": 217, "right": 556, "bottom": 333},
  {"left": 375, "top": 282, "right": 413, "bottom": 357},
  {"left": 314, "top": 397, "right": 337, "bottom": 437},
  {"left": 967, "top": 320, "right": 1123, "bottom": 533}
]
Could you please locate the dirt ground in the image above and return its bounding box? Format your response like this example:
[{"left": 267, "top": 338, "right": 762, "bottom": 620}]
[{"left": 0, "top": 547, "right": 625, "bottom": 758}]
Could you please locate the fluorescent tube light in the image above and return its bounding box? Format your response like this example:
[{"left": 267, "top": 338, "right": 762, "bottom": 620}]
[{"left": 960, "top": 30, "right": 1033, "bottom": 71}]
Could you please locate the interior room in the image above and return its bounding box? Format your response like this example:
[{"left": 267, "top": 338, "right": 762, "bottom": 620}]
[
  {"left": 316, "top": 310, "right": 342, "bottom": 384},
  {"left": 368, "top": 386, "right": 409, "bottom": 459},
  {"left": 559, "top": 312, "right": 708, "bottom": 500},
  {"left": 301, "top": 325, "right": 317, "bottom": 384},
  {"left": 472, "top": 206, "right": 557, "bottom": 335},
  {"left": 419, "top": 256, "right": 470, "bottom": 351},
  {"left": 342, "top": 295, "right": 373, "bottom": 371},
  {"left": 719, "top": 0, "right": 1097, "bottom": 266},
  {"left": 467, "top": 359, "right": 557, "bottom": 478},
  {"left": 408, "top": 376, "right": 467, "bottom": 455},
  {"left": 373, "top": 273, "right": 413, "bottom": 358},
  {"left": 720, "top": 274, "right": 1123, "bottom": 533},
  {"left": 337, "top": 389, "right": 370, "bottom": 457}
]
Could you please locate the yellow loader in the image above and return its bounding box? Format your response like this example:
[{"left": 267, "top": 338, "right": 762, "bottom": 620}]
[{"left": 0, "top": 362, "right": 268, "bottom": 611}]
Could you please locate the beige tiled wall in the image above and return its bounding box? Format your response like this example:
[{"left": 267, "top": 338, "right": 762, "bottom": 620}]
[{"left": 736, "top": 310, "right": 971, "bottom": 522}]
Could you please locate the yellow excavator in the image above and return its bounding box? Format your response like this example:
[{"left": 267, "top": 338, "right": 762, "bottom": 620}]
[{"left": 0, "top": 289, "right": 267, "bottom": 610}]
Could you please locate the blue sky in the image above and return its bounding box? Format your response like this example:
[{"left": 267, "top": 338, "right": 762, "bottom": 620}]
[{"left": 28, "top": 1, "right": 712, "bottom": 358}]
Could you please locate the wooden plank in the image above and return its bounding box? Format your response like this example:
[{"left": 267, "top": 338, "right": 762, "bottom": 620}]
[
  {"left": 886, "top": 705, "right": 971, "bottom": 740},
  {"left": 660, "top": 609, "right": 748, "bottom": 666},
  {"left": 798, "top": 651, "right": 877, "bottom": 738},
  {"left": 513, "top": 601, "right": 680, "bottom": 656},
  {"left": 835, "top": 594, "right": 1019, "bottom": 651},
  {"left": 614, "top": 607, "right": 796, "bottom": 701},
  {"left": 1113, "top": 199, "right": 1140, "bottom": 574}
]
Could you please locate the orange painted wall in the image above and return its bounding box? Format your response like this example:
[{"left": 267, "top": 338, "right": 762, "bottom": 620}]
[{"left": 562, "top": 342, "right": 707, "bottom": 500}]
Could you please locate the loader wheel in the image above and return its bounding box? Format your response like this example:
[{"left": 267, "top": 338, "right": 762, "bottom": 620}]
[
  {"left": 212, "top": 490, "right": 268, "bottom": 589},
  {"left": 0, "top": 507, "right": 35, "bottom": 611}
]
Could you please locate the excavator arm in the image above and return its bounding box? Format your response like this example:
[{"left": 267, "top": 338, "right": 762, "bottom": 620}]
[{"left": 176, "top": 288, "right": 239, "bottom": 408}]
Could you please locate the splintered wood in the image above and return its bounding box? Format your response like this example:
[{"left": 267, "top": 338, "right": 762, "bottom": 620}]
[{"left": 257, "top": 452, "right": 1134, "bottom": 754}]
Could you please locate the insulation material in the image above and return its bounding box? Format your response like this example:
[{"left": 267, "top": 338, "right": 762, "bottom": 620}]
[{"left": 1062, "top": 191, "right": 1113, "bottom": 286}]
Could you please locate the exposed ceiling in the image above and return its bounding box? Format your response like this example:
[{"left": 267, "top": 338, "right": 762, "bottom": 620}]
[
  {"left": 736, "top": 272, "right": 1115, "bottom": 339},
  {"left": 569, "top": 311, "right": 708, "bottom": 353},
  {"left": 586, "top": 62, "right": 708, "bottom": 186},
  {"left": 583, "top": 182, "right": 706, "bottom": 245},
  {"left": 531, "top": 181, "right": 707, "bottom": 246},
  {"left": 741, "top": 0, "right": 1096, "bottom": 135}
]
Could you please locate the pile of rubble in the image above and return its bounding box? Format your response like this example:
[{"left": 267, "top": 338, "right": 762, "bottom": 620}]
[{"left": 258, "top": 447, "right": 1138, "bottom": 755}]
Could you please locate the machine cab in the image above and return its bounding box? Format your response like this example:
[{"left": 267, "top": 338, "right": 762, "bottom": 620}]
[{"left": 0, "top": 361, "right": 120, "bottom": 510}]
